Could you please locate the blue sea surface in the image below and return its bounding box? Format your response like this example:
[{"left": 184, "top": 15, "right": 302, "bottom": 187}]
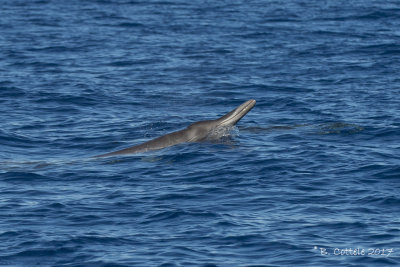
[{"left": 1, "top": 0, "right": 399, "bottom": 266}]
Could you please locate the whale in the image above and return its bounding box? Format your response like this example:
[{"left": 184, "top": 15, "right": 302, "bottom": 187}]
[{"left": 94, "top": 99, "right": 256, "bottom": 157}]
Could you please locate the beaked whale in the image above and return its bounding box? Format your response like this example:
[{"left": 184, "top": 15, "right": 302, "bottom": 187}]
[{"left": 95, "top": 99, "right": 256, "bottom": 157}]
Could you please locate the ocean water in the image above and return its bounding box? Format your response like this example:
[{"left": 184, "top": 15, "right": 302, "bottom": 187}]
[{"left": 1, "top": 0, "right": 399, "bottom": 266}]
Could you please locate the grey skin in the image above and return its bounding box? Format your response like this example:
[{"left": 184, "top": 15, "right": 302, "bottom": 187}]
[{"left": 95, "top": 99, "right": 256, "bottom": 157}]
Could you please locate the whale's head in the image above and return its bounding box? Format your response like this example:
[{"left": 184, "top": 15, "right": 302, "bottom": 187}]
[{"left": 186, "top": 99, "right": 256, "bottom": 142}]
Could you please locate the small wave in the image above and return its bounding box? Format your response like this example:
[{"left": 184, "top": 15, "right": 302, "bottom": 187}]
[
  {"left": 0, "top": 171, "right": 48, "bottom": 182},
  {"left": 206, "top": 125, "right": 238, "bottom": 140}
]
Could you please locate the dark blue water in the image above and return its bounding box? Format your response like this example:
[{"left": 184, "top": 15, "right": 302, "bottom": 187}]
[{"left": 1, "top": 0, "right": 399, "bottom": 266}]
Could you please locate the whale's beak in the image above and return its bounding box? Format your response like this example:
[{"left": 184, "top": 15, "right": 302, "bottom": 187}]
[{"left": 217, "top": 99, "right": 256, "bottom": 127}]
